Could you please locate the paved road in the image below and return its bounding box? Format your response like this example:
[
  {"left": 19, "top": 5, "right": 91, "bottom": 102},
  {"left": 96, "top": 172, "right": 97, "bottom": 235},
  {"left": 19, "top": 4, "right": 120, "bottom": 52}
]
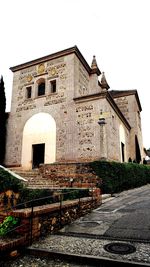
[{"left": 61, "top": 184, "right": 150, "bottom": 242}]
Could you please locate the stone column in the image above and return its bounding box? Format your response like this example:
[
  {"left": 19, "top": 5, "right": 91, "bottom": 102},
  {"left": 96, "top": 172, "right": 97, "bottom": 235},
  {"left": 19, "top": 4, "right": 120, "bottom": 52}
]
[{"left": 98, "top": 118, "right": 107, "bottom": 160}]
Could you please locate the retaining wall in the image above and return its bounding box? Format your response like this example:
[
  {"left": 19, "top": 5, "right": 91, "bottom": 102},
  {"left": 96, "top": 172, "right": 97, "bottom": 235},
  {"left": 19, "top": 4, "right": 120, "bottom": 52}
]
[{"left": 0, "top": 193, "right": 101, "bottom": 257}]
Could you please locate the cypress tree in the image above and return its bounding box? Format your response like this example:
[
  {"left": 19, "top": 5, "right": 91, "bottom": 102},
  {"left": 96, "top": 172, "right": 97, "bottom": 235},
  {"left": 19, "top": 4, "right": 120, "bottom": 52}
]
[{"left": 0, "top": 76, "right": 6, "bottom": 164}]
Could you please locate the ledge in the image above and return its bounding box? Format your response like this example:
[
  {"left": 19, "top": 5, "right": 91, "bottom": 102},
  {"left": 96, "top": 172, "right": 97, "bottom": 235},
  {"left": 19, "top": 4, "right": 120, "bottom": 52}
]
[{"left": 10, "top": 197, "right": 95, "bottom": 218}]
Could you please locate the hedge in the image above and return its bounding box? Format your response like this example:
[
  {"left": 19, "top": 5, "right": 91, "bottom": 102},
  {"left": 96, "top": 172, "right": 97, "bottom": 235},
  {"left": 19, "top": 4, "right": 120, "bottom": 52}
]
[
  {"left": 91, "top": 161, "right": 150, "bottom": 194},
  {"left": 0, "top": 167, "right": 24, "bottom": 193}
]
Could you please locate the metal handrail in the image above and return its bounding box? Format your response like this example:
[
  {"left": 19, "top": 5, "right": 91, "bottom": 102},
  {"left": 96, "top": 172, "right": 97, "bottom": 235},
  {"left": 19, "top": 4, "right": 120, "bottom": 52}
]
[
  {"left": 0, "top": 188, "right": 92, "bottom": 246},
  {"left": 0, "top": 188, "right": 89, "bottom": 211}
]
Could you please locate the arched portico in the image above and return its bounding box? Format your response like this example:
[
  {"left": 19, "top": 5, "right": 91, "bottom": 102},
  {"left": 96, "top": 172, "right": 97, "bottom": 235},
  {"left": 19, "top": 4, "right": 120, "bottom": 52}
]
[{"left": 21, "top": 113, "right": 56, "bottom": 169}]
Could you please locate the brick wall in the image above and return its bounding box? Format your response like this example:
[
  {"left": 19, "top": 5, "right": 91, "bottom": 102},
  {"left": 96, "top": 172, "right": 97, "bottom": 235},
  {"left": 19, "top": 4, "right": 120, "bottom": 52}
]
[
  {"left": 11, "top": 194, "right": 101, "bottom": 241},
  {"left": 39, "top": 162, "right": 101, "bottom": 188}
]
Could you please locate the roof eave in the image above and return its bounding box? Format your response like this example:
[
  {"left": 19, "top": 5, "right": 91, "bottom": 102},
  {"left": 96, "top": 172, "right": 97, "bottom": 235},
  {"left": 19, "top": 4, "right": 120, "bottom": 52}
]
[
  {"left": 107, "top": 92, "right": 131, "bottom": 131},
  {"left": 10, "top": 46, "right": 91, "bottom": 74},
  {"left": 110, "top": 89, "right": 142, "bottom": 112}
]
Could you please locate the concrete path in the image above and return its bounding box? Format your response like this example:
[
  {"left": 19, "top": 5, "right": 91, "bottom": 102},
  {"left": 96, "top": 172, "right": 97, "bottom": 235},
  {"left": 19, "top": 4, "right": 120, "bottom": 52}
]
[{"left": 60, "top": 184, "right": 150, "bottom": 242}]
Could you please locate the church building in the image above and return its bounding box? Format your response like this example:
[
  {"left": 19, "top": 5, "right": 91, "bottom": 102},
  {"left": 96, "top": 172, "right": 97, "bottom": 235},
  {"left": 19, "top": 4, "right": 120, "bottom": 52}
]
[{"left": 5, "top": 46, "right": 143, "bottom": 169}]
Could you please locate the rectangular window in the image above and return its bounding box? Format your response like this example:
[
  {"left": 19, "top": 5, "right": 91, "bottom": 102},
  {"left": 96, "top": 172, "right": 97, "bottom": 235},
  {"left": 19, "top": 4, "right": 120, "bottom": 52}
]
[
  {"left": 50, "top": 80, "right": 56, "bottom": 93},
  {"left": 26, "top": 86, "right": 32, "bottom": 99},
  {"left": 38, "top": 82, "right": 45, "bottom": 96}
]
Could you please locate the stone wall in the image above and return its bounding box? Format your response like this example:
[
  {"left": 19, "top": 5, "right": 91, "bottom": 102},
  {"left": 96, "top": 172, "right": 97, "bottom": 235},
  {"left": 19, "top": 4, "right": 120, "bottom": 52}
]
[
  {"left": 0, "top": 194, "right": 101, "bottom": 257},
  {"left": 39, "top": 162, "right": 101, "bottom": 188},
  {"left": 5, "top": 54, "right": 72, "bottom": 166},
  {"left": 10, "top": 195, "right": 101, "bottom": 241},
  {"left": 113, "top": 94, "right": 144, "bottom": 161}
]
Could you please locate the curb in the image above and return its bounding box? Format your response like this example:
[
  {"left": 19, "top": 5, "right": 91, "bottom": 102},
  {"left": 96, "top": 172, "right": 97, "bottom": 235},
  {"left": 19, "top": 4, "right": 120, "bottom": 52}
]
[
  {"left": 26, "top": 247, "right": 150, "bottom": 267},
  {"left": 102, "top": 194, "right": 114, "bottom": 203}
]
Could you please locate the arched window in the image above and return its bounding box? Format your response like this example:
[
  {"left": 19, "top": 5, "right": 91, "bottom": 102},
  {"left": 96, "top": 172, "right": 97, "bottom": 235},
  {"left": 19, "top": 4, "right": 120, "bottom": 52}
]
[{"left": 37, "top": 78, "right": 45, "bottom": 96}]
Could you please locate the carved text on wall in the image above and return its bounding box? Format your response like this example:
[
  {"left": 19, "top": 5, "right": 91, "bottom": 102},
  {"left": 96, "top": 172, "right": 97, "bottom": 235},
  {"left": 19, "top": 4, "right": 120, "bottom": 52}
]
[
  {"left": 78, "top": 62, "right": 89, "bottom": 96},
  {"left": 76, "top": 104, "right": 95, "bottom": 157},
  {"left": 44, "top": 92, "right": 66, "bottom": 106}
]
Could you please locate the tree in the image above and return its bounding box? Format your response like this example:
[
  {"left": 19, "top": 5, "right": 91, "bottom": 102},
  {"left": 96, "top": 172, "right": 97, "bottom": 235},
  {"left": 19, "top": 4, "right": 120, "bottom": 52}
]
[{"left": 0, "top": 76, "right": 6, "bottom": 164}]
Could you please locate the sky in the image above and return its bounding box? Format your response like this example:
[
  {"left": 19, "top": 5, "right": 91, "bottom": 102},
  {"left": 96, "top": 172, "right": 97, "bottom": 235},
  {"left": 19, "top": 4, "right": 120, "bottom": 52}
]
[{"left": 0, "top": 0, "right": 150, "bottom": 148}]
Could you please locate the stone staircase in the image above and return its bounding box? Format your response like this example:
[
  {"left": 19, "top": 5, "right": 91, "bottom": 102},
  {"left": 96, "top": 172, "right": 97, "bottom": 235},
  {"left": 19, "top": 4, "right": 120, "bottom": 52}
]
[
  {"left": 9, "top": 162, "right": 99, "bottom": 190},
  {"left": 9, "top": 168, "right": 59, "bottom": 189}
]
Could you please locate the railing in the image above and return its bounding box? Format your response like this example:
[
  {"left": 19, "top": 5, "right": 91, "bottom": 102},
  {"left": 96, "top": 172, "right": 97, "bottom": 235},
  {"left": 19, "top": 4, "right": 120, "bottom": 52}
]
[{"left": 0, "top": 188, "right": 95, "bottom": 247}]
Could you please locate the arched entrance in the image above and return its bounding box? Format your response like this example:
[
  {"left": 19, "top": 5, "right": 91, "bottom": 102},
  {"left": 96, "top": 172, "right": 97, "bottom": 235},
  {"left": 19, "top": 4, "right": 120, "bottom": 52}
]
[{"left": 21, "top": 113, "right": 56, "bottom": 169}]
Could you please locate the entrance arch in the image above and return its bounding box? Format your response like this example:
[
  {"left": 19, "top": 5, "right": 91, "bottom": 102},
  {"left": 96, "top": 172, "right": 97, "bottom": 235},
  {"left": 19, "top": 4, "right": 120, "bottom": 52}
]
[{"left": 21, "top": 113, "right": 56, "bottom": 169}]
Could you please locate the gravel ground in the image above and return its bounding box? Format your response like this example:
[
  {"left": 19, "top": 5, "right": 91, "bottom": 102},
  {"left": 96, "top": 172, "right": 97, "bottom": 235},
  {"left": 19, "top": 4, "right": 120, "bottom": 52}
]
[
  {"left": 1, "top": 255, "right": 91, "bottom": 267},
  {"left": 1, "top": 235, "right": 150, "bottom": 266},
  {"left": 31, "top": 234, "right": 150, "bottom": 264}
]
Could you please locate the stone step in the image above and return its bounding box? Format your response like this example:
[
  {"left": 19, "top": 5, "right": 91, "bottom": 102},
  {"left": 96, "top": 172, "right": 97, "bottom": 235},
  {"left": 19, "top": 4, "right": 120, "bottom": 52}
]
[
  {"left": 11, "top": 172, "right": 39, "bottom": 178},
  {"left": 8, "top": 162, "right": 99, "bottom": 190},
  {"left": 27, "top": 182, "right": 58, "bottom": 186},
  {"left": 41, "top": 174, "right": 97, "bottom": 180},
  {"left": 21, "top": 176, "right": 42, "bottom": 181},
  {"left": 8, "top": 168, "right": 58, "bottom": 189},
  {"left": 27, "top": 186, "right": 60, "bottom": 189}
]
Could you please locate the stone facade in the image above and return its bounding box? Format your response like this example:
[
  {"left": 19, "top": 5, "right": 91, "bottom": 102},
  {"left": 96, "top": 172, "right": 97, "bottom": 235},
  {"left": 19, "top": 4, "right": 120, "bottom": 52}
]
[
  {"left": 5, "top": 46, "right": 144, "bottom": 169},
  {"left": 111, "top": 90, "right": 143, "bottom": 163}
]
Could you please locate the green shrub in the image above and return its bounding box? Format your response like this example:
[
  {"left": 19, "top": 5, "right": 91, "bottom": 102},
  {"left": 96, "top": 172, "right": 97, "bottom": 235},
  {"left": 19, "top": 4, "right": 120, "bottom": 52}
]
[
  {"left": 62, "top": 189, "right": 89, "bottom": 201},
  {"left": 18, "top": 188, "right": 89, "bottom": 207},
  {"left": 0, "top": 216, "right": 19, "bottom": 236},
  {"left": 0, "top": 167, "right": 54, "bottom": 208},
  {"left": 0, "top": 167, "right": 24, "bottom": 193},
  {"left": 17, "top": 188, "right": 54, "bottom": 208},
  {"left": 91, "top": 161, "right": 150, "bottom": 194}
]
